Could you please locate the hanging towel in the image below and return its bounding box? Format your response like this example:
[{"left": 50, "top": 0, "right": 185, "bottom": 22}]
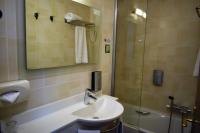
[
  {"left": 193, "top": 48, "right": 200, "bottom": 77},
  {"left": 75, "top": 26, "right": 88, "bottom": 64},
  {"left": 78, "top": 129, "right": 100, "bottom": 133}
]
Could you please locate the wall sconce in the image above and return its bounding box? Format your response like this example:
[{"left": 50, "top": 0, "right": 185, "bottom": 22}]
[{"left": 132, "top": 8, "right": 146, "bottom": 19}]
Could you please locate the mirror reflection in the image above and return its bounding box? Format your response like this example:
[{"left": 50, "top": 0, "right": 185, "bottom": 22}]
[{"left": 26, "top": 0, "right": 101, "bottom": 69}]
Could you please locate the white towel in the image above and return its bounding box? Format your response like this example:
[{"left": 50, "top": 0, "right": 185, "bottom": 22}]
[
  {"left": 193, "top": 49, "right": 200, "bottom": 77},
  {"left": 75, "top": 26, "right": 88, "bottom": 64},
  {"left": 64, "top": 12, "right": 82, "bottom": 22},
  {"left": 0, "top": 91, "right": 20, "bottom": 103},
  {"left": 78, "top": 129, "right": 100, "bottom": 133}
]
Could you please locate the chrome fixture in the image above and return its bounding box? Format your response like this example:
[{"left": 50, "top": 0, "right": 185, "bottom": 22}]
[
  {"left": 167, "top": 96, "right": 174, "bottom": 133},
  {"left": 185, "top": 118, "right": 200, "bottom": 126},
  {"left": 167, "top": 96, "right": 193, "bottom": 133},
  {"left": 166, "top": 104, "right": 192, "bottom": 114},
  {"left": 65, "top": 20, "right": 95, "bottom": 27},
  {"left": 84, "top": 89, "right": 97, "bottom": 105}
]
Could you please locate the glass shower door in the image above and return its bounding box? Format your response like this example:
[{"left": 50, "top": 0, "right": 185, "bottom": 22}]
[
  {"left": 114, "top": 0, "right": 148, "bottom": 129},
  {"left": 114, "top": 0, "right": 200, "bottom": 133}
]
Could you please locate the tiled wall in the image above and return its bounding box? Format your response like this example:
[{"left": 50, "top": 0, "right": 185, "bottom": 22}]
[
  {"left": 115, "top": 0, "right": 200, "bottom": 113},
  {"left": 0, "top": 0, "right": 114, "bottom": 119},
  {"left": 141, "top": 0, "right": 200, "bottom": 113}
]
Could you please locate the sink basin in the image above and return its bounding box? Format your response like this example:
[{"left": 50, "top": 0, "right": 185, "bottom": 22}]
[{"left": 72, "top": 96, "right": 124, "bottom": 122}]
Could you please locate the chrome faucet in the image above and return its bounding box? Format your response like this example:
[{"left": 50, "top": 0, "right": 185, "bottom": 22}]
[{"left": 84, "top": 89, "right": 97, "bottom": 105}]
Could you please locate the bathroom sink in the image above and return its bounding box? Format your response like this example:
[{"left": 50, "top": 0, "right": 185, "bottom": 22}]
[{"left": 72, "top": 96, "right": 124, "bottom": 122}]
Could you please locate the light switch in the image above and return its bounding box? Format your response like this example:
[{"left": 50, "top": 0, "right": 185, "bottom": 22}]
[{"left": 105, "top": 44, "right": 111, "bottom": 53}]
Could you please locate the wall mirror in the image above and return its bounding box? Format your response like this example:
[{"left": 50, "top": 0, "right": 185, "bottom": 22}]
[{"left": 25, "top": 0, "right": 101, "bottom": 70}]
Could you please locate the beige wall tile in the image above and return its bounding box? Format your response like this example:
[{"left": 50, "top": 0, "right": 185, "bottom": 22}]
[
  {"left": 141, "top": 0, "right": 200, "bottom": 113},
  {"left": 115, "top": 0, "right": 199, "bottom": 114},
  {"left": 0, "top": 0, "right": 114, "bottom": 119}
]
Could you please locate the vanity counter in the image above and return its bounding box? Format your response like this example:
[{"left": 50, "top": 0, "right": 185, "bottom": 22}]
[{"left": 11, "top": 94, "right": 118, "bottom": 133}]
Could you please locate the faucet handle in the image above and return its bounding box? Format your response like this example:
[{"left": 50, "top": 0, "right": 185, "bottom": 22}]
[
  {"left": 86, "top": 88, "right": 97, "bottom": 94},
  {"left": 86, "top": 88, "right": 92, "bottom": 92},
  {"left": 88, "top": 94, "right": 97, "bottom": 100}
]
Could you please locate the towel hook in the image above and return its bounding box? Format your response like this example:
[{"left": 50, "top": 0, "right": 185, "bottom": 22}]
[
  {"left": 34, "top": 12, "right": 39, "bottom": 20},
  {"left": 50, "top": 16, "right": 54, "bottom": 22}
]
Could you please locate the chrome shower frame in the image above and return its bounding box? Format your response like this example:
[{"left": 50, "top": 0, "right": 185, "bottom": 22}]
[{"left": 111, "top": 0, "right": 118, "bottom": 96}]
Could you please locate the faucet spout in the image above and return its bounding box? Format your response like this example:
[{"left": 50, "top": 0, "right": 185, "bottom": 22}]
[{"left": 84, "top": 89, "right": 98, "bottom": 105}]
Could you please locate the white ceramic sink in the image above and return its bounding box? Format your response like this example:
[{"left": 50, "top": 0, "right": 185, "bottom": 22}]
[{"left": 72, "top": 96, "right": 124, "bottom": 122}]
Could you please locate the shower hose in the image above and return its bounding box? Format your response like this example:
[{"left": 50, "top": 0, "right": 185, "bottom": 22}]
[{"left": 168, "top": 96, "right": 174, "bottom": 133}]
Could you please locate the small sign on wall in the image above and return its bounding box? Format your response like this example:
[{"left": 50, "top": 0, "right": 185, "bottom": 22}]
[
  {"left": 105, "top": 44, "right": 111, "bottom": 53},
  {"left": 104, "top": 38, "right": 111, "bottom": 54}
]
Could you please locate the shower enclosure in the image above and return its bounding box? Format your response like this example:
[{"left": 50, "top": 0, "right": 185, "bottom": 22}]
[
  {"left": 114, "top": 0, "right": 147, "bottom": 130},
  {"left": 112, "top": 0, "right": 200, "bottom": 133}
]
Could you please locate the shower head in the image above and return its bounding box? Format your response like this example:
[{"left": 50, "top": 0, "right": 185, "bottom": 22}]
[{"left": 196, "top": 6, "right": 200, "bottom": 17}]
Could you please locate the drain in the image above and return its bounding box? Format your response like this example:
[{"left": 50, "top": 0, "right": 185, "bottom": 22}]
[{"left": 92, "top": 116, "right": 99, "bottom": 119}]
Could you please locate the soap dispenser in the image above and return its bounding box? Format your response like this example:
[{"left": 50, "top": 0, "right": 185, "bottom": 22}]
[
  {"left": 153, "top": 70, "right": 164, "bottom": 86},
  {"left": 91, "top": 71, "right": 102, "bottom": 92}
]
